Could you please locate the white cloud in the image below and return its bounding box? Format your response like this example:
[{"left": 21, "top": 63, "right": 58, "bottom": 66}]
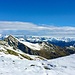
[
  {"left": 0, "top": 21, "right": 38, "bottom": 30},
  {"left": 0, "top": 21, "right": 75, "bottom": 37}
]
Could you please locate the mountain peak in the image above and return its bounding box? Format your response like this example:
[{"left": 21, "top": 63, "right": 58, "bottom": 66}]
[{"left": 4, "top": 35, "right": 75, "bottom": 59}]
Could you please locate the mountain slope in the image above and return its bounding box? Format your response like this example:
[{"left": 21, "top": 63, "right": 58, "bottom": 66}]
[
  {"left": 4, "top": 35, "right": 75, "bottom": 59},
  {"left": 0, "top": 51, "right": 75, "bottom": 75}
]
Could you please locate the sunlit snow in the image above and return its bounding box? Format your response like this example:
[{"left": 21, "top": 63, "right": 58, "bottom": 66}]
[{"left": 0, "top": 52, "right": 75, "bottom": 75}]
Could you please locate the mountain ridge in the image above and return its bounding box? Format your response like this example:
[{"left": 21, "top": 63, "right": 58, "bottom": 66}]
[{"left": 3, "top": 35, "right": 75, "bottom": 59}]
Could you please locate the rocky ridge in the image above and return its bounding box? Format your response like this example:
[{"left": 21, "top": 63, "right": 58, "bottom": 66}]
[{"left": 3, "top": 35, "right": 75, "bottom": 59}]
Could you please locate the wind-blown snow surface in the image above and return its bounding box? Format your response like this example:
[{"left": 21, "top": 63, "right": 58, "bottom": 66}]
[{"left": 0, "top": 52, "right": 75, "bottom": 75}]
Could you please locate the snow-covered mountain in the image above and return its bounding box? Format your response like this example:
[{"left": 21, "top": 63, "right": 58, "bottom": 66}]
[
  {"left": 4, "top": 35, "right": 75, "bottom": 59},
  {"left": 1, "top": 34, "right": 75, "bottom": 42},
  {"left": 24, "top": 36, "right": 75, "bottom": 47},
  {"left": 0, "top": 51, "right": 75, "bottom": 75},
  {"left": 25, "top": 36, "right": 75, "bottom": 42},
  {"left": 0, "top": 35, "right": 75, "bottom": 75},
  {"left": 1, "top": 34, "right": 75, "bottom": 47}
]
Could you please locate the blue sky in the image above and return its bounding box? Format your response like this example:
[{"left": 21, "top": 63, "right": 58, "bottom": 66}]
[
  {"left": 0, "top": 0, "right": 75, "bottom": 37},
  {"left": 0, "top": 0, "right": 75, "bottom": 26}
]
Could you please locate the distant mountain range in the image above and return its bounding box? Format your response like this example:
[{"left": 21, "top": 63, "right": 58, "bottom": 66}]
[{"left": 1, "top": 34, "right": 75, "bottom": 47}]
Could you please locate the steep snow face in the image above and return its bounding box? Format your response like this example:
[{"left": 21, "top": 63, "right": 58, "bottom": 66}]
[
  {"left": 19, "top": 40, "right": 41, "bottom": 50},
  {"left": 0, "top": 52, "right": 75, "bottom": 75}
]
